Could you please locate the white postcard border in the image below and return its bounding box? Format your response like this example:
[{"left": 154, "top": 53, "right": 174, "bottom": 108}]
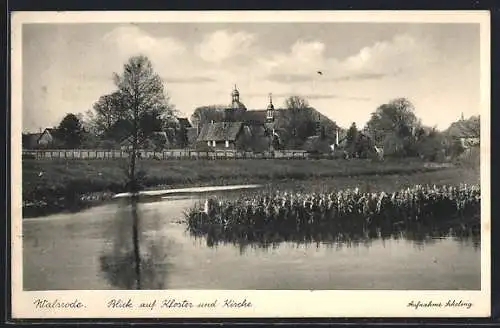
[{"left": 10, "top": 10, "right": 491, "bottom": 319}]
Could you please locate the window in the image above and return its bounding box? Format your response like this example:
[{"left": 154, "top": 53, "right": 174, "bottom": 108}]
[
  {"left": 212, "top": 140, "right": 216, "bottom": 147},
  {"left": 225, "top": 140, "right": 229, "bottom": 148}
]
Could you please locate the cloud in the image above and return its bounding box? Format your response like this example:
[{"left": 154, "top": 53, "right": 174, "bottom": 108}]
[
  {"left": 263, "top": 34, "right": 437, "bottom": 85},
  {"left": 196, "top": 30, "right": 256, "bottom": 64},
  {"left": 290, "top": 40, "right": 326, "bottom": 62},
  {"left": 306, "top": 94, "right": 372, "bottom": 101},
  {"left": 259, "top": 40, "right": 327, "bottom": 75},
  {"left": 342, "top": 34, "right": 438, "bottom": 75},
  {"left": 162, "top": 76, "right": 216, "bottom": 84},
  {"left": 74, "top": 25, "right": 190, "bottom": 81},
  {"left": 330, "top": 71, "right": 406, "bottom": 82},
  {"left": 102, "top": 25, "right": 186, "bottom": 59},
  {"left": 267, "top": 72, "right": 393, "bottom": 83},
  {"left": 331, "top": 72, "right": 387, "bottom": 81},
  {"left": 266, "top": 73, "right": 317, "bottom": 83},
  {"left": 245, "top": 92, "right": 371, "bottom": 102}
]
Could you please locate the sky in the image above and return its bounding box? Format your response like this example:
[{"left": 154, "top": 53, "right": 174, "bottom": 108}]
[{"left": 22, "top": 22, "right": 480, "bottom": 133}]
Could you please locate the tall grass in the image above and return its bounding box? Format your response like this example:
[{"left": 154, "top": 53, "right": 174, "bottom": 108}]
[{"left": 186, "top": 184, "right": 481, "bottom": 249}]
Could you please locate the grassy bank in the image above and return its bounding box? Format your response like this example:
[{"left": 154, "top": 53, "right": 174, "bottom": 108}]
[{"left": 22, "top": 158, "right": 479, "bottom": 217}]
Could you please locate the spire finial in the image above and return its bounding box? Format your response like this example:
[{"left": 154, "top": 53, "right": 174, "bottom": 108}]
[{"left": 269, "top": 93, "right": 273, "bottom": 104}]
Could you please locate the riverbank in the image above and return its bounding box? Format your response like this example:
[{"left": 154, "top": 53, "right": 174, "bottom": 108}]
[{"left": 22, "top": 158, "right": 479, "bottom": 218}]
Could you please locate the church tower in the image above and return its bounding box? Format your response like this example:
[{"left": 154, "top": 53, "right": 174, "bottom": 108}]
[
  {"left": 231, "top": 85, "right": 240, "bottom": 109},
  {"left": 266, "top": 93, "right": 275, "bottom": 123},
  {"left": 226, "top": 85, "right": 246, "bottom": 121}
]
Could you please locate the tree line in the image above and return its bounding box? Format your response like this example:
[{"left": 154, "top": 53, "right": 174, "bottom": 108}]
[{"left": 38, "top": 55, "right": 478, "bottom": 163}]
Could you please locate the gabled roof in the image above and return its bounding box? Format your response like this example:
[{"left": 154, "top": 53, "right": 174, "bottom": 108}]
[
  {"left": 242, "top": 110, "right": 267, "bottom": 124},
  {"left": 41, "top": 128, "right": 63, "bottom": 143},
  {"left": 241, "top": 109, "right": 283, "bottom": 125},
  {"left": 197, "top": 122, "right": 244, "bottom": 142},
  {"left": 22, "top": 133, "right": 42, "bottom": 148},
  {"left": 246, "top": 124, "right": 266, "bottom": 137}
]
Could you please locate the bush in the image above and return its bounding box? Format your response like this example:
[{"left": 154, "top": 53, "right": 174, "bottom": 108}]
[
  {"left": 99, "top": 139, "right": 119, "bottom": 150},
  {"left": 454, "top": 146, "right": 480, "bottom": 168}
]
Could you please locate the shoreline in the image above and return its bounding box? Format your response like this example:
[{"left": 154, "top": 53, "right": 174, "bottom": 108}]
[
  {"left": 21, "top": 157, "right": 478, "bottom": 219},
  {"left": 22, "top": 166, "right": 479, "bottom": 219}
]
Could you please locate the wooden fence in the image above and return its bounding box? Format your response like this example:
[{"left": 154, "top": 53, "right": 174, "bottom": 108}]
[{"left": 22, "top": 149, "right": 321, "bottom": 160}]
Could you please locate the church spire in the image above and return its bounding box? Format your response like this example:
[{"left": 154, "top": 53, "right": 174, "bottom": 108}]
[
  {"left": 266, "top": 92, "right": 275, "bottom": 121},
  {"left": 267, "top": 93, "right": 274, "bottom": 110},
  {"left": 231, "top": 84, "right": 240, "bottom": 107}
]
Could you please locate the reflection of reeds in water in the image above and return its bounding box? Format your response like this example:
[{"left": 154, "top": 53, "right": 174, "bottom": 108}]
[
  {"left": 186, "top": 184, "right": 481, "bottom": 253},
  {"left": 99, "top": 200, "right": 171, "bottom": 290}
]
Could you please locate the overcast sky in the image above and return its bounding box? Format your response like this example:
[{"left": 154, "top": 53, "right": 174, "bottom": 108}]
[{"left": 22, "top": 22, "right": 480, "bottom": 132}]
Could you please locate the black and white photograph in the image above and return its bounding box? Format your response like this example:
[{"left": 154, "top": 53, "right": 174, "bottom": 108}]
[{"left": 11, "top": 11, "right": 490, "bottom": 318}]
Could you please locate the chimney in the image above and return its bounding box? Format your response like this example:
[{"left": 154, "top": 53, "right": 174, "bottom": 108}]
[{"left": 39, "top": 127, "right": 42, "bottom": 133}]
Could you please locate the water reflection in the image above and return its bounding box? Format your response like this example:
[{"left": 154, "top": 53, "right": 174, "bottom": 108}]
[
  {"left": 97, "top": 193, "right": 480, "bottom": 289},
  {"left": 99, "top": 199, "right": 171, "bottom": 289},
  {"left": 188, "top": 214, "right": 480, "bottom": 254},
  {"left": 22, "top": 193, "right": 481, "bottom": 290}
]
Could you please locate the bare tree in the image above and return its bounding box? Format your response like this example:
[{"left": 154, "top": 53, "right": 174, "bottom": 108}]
[{"left": 113, "top": 55, "right": 176, "bottom": 192}]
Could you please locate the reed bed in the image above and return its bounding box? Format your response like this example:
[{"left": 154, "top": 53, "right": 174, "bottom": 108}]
[{"left": 186, "top": 184, "right": 481, "bottom": 247}]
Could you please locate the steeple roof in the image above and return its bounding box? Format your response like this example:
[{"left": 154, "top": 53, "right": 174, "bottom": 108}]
[
  {"left": 232, "top": 85, "right": 239, "bottom": 97},
  {"left": 230, "top": 84, "right": 246, "bottom": 110},
  {"left": 267, "top": 93, "right": 274, "bottom": 110}
]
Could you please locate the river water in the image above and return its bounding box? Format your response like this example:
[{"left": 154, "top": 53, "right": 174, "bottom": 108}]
[{"left": 23, "top": 189, "right": 481, "bottom": 291}]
